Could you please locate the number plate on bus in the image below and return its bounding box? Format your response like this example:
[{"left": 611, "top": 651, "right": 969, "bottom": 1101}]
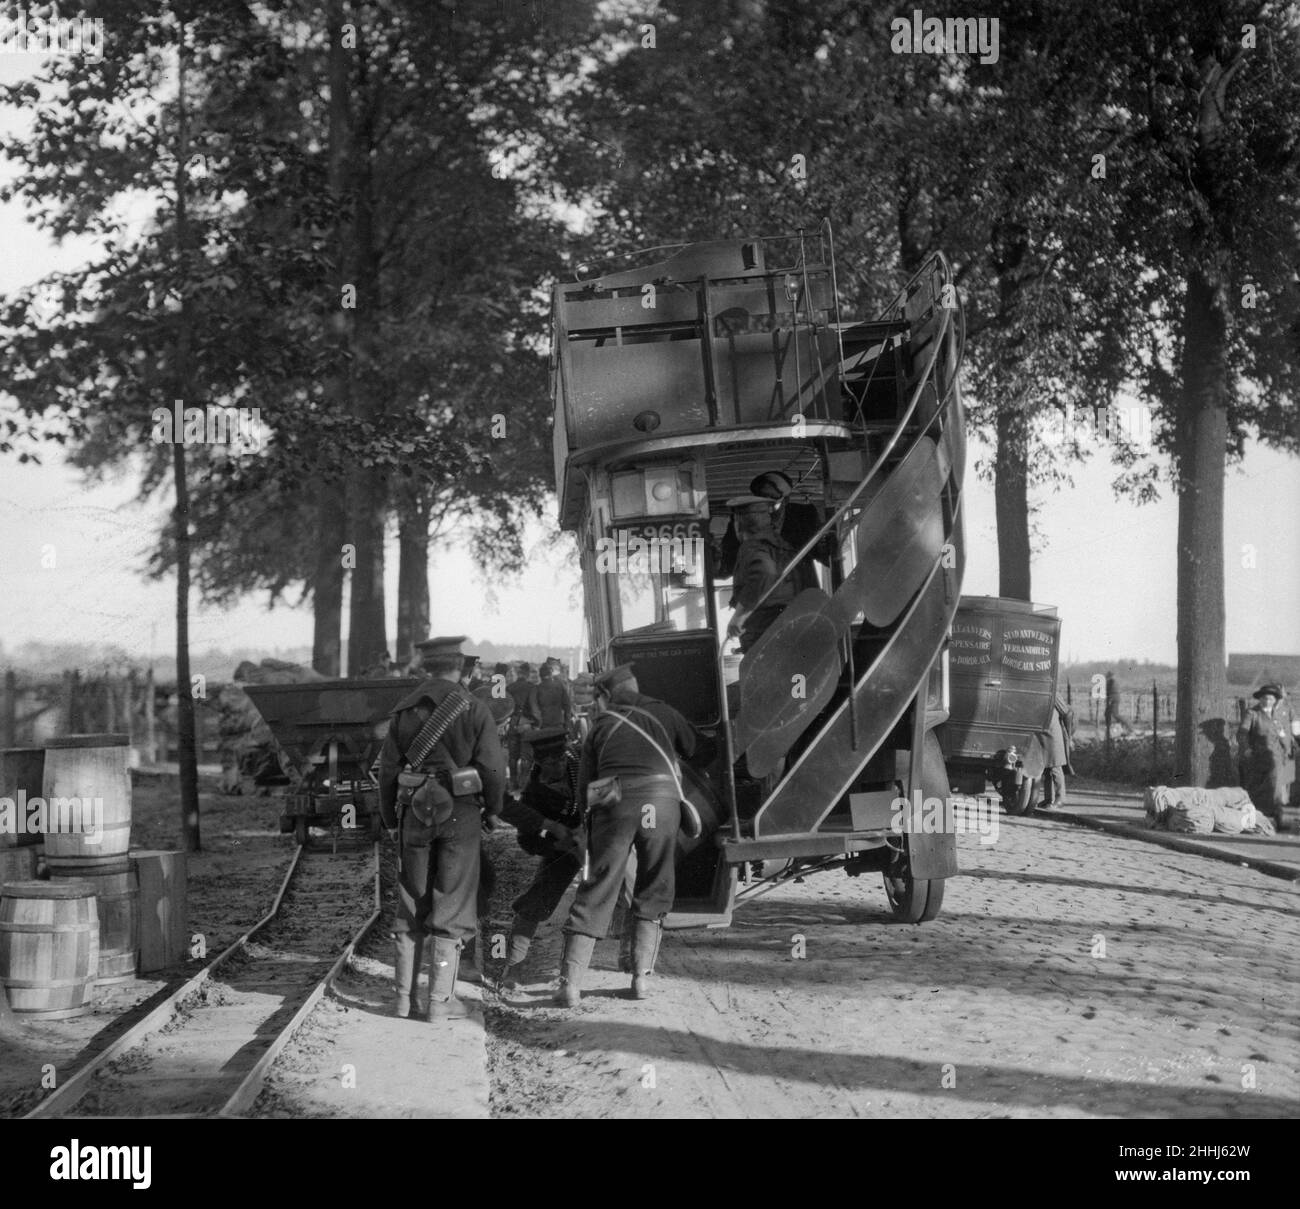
[{"left": 610, "top": 520, "right": 704, "bottom": 543}]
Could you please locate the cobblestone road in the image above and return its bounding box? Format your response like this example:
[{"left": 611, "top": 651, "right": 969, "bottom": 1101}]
[{"left": 486, "top": 810, "right": 1300, "bottom": 1118}]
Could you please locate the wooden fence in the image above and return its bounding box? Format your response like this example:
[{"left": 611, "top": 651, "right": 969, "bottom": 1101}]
[{"left": 0, "top": 669, "right": 221, "bottom": 766}]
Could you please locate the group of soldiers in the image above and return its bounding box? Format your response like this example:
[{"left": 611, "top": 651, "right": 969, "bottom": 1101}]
[
  {"left": 374, "top": 471, "right": 829, "bottom": 1020},
  {"left": 377, "top": 636, "right": 697, "bottom": 1020}
]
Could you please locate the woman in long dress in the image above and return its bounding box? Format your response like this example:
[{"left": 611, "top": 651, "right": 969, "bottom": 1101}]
[{"left": 1237, "top": 684, "right": 1295, "bottom": 823}]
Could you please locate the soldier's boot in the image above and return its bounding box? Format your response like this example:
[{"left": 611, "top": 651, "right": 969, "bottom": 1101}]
[
  {"left": 630, "top": 918, "right": 662, "bottom": 1000},
  {"left": 427, "top": 938, "right": 472, "bottom": 1020},
  {"left": 393, "top": 932, "right": 424, "bottom": 1019},
  {"left": 616, "top": 909, "right": 634, "bottom": 974},
  {"left": 459, "top": 936, "right": 484, "bottom": 986},
  {"left": 499, "top": 919, "right": 539, "bottom": 991},
  {"left": 553, "top": 933, "right": 597, "bottom": 1008}
]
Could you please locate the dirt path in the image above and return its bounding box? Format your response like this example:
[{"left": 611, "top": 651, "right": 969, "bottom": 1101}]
[{"left": 484, "top": 815, "right": 1300, "bottom": 1118}]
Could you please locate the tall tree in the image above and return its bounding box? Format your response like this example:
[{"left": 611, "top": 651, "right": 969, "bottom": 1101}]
[{"left": 1097, "top": 0, "right": 1300, "bottom": 786}]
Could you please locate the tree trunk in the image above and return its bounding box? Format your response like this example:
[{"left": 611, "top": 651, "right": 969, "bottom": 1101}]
[
  {"left": 312, "top": 483, "right": 346, "bottom": 676},
  {"left": 343, "top": 35, "right": 388, "bottom": 678},
  {"left": 174, "top": 11, "right": 199, "bottom": 852},
  {"left": 994, "top": 407, "right": 1032, "bottom": 600},
  {"left": 1173, "top": 265, "right": 1230, "bottom": 788},
  {"left": 315, "top": 1, "right": 353, "bottom": 676},
  {"left": 346, "top": 469, "right": 389, "bottom": 676},
  {"left": 396, "top": 491, "right": 432, "bottom": 665}
]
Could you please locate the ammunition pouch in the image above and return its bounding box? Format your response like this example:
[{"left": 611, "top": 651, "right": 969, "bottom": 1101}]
[{"left": 398, "top": 766, "right": 482, "bottom": 827}]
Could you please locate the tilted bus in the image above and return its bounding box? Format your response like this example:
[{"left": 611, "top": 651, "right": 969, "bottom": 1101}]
[{"left": 551, "top": 227, "right": 967, "bottom": 926}]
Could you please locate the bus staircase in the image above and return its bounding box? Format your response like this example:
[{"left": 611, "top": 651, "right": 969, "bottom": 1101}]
[{"left": 712, "top": 254, "right": 967, "bottom": 907}]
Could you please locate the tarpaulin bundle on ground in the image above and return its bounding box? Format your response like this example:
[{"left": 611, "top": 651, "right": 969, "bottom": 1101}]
[
  {"left": 1143, "top": 785, "right": 1276, "bottom": 836},
  {"left": 216, "top": 659, "right": 324, "bottom": 794}
]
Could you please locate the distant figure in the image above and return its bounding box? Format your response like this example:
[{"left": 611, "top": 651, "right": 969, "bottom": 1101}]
[
  {"left": 474, "top": 662, "right": 515, "bottom": 738},
  {"left": 507, "top": 663, "right": 542, "bottom": 789},
  {"left": 1037, "top": 695, "right": 1075, "bottom": 811},
  {"left": 1104, "top": 671, "right": 1131, "bottom": 736},
  {"left": 536, "top": 661, "right": 574, "bottom": 732},
  {"left": 460, "top": 655, "right": 481, "bottom": 691},
  {"left": 1238, "top": 684, "right": 1295, "bottom": 824},
  {"left": 362, "top": 650, "right": 394, "bottom": 679}
]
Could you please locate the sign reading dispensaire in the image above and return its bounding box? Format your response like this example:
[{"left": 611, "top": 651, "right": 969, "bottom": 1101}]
[{"left": 950, "top": 624, "right": 992, "bottom": 668}]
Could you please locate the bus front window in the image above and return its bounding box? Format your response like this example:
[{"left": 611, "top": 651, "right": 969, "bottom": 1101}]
[{"left": 611, "top": 532, "right": 708, "bottom": 635}]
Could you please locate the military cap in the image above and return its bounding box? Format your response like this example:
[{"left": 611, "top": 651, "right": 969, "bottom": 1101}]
[
  {"left": 594, "top": 663, "right": 636, "bottom": 692},
  {"left": 1254, "top": 683, "right": 1283, "bottom": 699},
  {"left": 414, "top": 635, "right": 467, "bottom": 655},
  {"left": 750, "top": 470, "right": 794, "bottom": 499},
  {"left": 726, "top": 493, "right": 777, "bottom": 512}
]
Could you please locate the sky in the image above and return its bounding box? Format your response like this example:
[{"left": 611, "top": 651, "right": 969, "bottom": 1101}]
[{"left": 0, "top": 46, "right": 1297, "bottom": 669}]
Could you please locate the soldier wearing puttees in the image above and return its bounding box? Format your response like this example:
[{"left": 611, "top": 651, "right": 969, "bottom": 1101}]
[
  {"left": 378, "top": 636, "right": 506, "bottom": 1021},
  {"left": 496, "top": 726, "right": 586, "bottom": 990},
  {"left": 555, "top": 664, "right": 696, "bottom": 1007}
]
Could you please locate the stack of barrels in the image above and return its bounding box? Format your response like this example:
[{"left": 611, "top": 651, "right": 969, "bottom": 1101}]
[{"left": 1, "top": 734, "right": 137, "bottom": 1019}]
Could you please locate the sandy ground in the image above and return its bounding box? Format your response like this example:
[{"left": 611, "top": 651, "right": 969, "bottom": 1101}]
[
  {"left": 0, "top": 777, "right": 293, "bottom": 1117},
  {"left": 483, "top": 815, "right": 1300, "bottom": 1119}
]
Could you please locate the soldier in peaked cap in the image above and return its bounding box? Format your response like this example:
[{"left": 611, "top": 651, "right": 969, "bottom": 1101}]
[
  {"left": 378, "top": 636, "right": 506, "bottom": 1020},
  {"left": 553, "top": 663, "right": 697, "bottom": 1007},
  {"left": 724, "top": 495, "right": 815, "bottom": 654}
]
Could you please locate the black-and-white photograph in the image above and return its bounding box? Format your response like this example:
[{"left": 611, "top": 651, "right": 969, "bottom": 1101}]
[{"left": 1, "top": 0, "right": 1297, "bottom": 1151}]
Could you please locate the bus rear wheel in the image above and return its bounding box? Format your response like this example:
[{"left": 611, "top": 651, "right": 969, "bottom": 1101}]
[{"left": 883, "top": 841, "right": 945, "bottom": 923}]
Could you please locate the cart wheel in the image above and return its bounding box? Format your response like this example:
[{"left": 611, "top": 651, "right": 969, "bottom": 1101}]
[
  {"left": 883, "top": 843, "right": 945, "bottom": 923},
  {"left": 294, "top": 817, "right": 309, "bottom": 846}
]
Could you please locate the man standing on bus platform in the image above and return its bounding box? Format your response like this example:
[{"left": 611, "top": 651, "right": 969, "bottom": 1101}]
[
  {"left": 725, "top": 495, "right": 814, "bottom": 653},
  {"left": 554, "top": 664, "right": 696, "bottom": 1007}
]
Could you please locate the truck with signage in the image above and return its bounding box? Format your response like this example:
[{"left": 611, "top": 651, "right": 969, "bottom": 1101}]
[{"left": 938, "top": 595, "right": 1063, "bottom": 812}]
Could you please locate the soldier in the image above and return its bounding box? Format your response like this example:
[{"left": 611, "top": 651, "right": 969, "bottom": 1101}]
[
  {"left": 536, "top": 660, "right": 574, "bottom": 732},
  {"left": 554, "top": 663, "right": 696, "bottom": 1007},
  {"left": 378, "top": 636, "right": 506, "bottom": 1020},
  {"left": 497, "top": 726, "right": 586, "bottom": 989},
  {"left": 507, "top": 662, "right": 542, "bottom": 789},
  {"left": 724, "top": 495, "right": 816, "bottom": 654}
]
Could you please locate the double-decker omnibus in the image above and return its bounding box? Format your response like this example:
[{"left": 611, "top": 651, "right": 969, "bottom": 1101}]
[{"left": 551, "top": 225, "right": 966, "bottom": 927}]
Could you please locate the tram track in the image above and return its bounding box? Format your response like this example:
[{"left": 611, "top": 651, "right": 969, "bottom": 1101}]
[{"left": 24, "top": 838, "right": 380, "bottom": 1120}]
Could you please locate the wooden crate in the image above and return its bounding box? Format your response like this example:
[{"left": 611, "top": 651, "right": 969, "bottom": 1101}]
[{"left": 129, "top": 849, "right": 188, "bottom": 974}]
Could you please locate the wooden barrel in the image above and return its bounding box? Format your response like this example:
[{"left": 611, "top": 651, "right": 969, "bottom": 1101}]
[
  {"left": 57, "top": 870, "right": 139, "bottom": 985},
  {"left": 0, "top": 881, "right": 99, "bottom": 1019},
  {"left": 0, "top": 746, "right": 45, "bottom": 848},
  {"left": 41, "top": 734, "right": 131, "bottom": 875}
]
